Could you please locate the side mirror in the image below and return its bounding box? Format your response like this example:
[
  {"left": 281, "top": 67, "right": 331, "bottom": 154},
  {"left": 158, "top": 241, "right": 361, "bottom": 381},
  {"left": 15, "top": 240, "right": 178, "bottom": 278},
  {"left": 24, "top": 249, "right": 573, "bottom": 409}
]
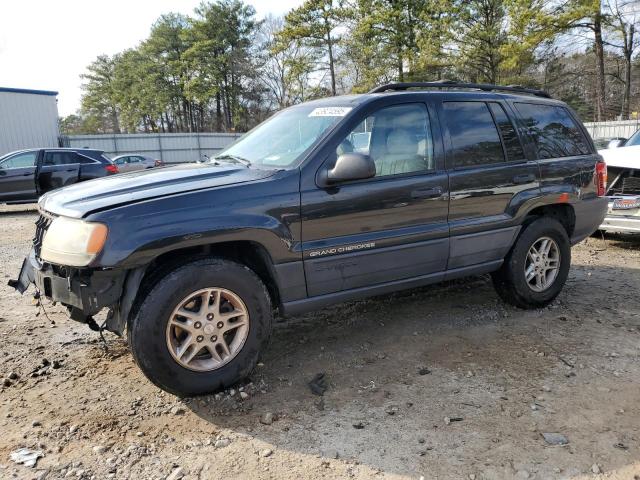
[
  {"left": 607, "top": 138, "right": 626, "bottom": 149},
  {"left": 325, "top": 153, "right": 376, "bottom": 184}
]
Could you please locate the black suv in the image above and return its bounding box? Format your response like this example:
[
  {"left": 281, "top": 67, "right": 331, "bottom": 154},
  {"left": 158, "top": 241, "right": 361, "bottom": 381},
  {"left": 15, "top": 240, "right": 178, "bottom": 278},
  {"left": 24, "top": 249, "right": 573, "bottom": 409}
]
[
  {"left": 12, "top": 82, "right": 608, "bottom": 396},
  {"left": 0, "top": 148, "right": 117, "bottom": 204}
]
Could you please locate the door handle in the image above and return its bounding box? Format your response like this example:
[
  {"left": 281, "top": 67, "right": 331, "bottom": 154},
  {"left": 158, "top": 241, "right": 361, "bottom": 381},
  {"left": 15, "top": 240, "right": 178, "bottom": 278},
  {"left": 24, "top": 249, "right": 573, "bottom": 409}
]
[
  {"left": 411, "top": 187, "right": 443, "bottom": 199},
  {"left": 513, "top": 173, "right": 536, "bottom": 184}
]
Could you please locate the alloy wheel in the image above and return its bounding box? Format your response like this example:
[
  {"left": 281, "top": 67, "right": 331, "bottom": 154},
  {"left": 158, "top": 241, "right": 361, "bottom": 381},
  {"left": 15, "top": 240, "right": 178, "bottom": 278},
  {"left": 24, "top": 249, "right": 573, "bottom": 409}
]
[
  {"left": 524, "top": 236, "right": 561, "bottom": 293},
  {"left": 166, "top": 288, "right": 249, "bottom": 371}
]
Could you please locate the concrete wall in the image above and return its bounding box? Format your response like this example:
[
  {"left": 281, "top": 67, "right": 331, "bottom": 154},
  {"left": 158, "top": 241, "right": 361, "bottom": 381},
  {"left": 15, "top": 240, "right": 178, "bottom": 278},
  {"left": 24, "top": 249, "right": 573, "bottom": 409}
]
[
  {"left": 584, "top": 120, "right": 640, "bottom": 140},
  {"left": 66, "top": 132, "right": 242, "bottom": 163},
  {"left": 0, "top": 88, "right": 59, "bottom": 156}
]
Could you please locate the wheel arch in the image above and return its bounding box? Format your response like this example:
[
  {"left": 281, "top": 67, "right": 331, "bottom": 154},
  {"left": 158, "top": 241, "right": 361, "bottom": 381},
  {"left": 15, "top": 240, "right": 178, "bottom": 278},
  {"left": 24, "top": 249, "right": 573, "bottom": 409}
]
[
  {"left": 111, "top": 240, "right": 283, "bottom": 336},
  {"left": 522, "top": 203, "right": 576, "bottom": 238}
]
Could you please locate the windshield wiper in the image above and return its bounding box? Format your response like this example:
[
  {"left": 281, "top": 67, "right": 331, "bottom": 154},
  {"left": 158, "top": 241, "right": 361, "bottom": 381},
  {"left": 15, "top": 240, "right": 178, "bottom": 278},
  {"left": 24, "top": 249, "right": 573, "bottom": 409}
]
[{"left": 214, "top": 154, "right": 251, "bottom": 168}]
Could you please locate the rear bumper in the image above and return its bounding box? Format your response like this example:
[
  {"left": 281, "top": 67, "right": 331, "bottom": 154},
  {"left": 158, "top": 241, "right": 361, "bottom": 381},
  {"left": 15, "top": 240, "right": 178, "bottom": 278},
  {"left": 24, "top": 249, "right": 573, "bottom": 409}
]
[
  {"left": 600, "top": 215, "right": 640, "bottom": 233},
  {"left": 570, "top": 197, "right": 608, "bottom": 245},
  {"left": 10, "top": 249, "right": 126, "bottom": 317}
]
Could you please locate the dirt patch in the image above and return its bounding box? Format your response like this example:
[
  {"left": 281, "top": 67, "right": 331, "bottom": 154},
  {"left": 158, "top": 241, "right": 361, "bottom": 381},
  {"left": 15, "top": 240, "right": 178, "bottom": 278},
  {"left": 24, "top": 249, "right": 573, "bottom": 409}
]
[{"left": 0, "top": 205, "right": 639, "bottom": 479}]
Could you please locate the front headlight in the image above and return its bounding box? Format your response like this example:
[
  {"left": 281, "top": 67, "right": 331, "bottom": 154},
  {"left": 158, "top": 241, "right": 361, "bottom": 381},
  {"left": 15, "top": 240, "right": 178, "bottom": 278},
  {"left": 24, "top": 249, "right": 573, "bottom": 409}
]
[{"left": 40, "top": 216, "right": 108, "bottom": 267}]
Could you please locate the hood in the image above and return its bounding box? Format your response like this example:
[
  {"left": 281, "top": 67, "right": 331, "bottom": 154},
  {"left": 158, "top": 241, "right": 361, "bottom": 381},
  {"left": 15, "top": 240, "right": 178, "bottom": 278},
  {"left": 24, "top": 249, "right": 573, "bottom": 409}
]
[
  {"left": 598, "top": 144, "right": 640, "bottom": 169},
  {"left": 40, "top": 163, "right": 276, "bottom": 218}
]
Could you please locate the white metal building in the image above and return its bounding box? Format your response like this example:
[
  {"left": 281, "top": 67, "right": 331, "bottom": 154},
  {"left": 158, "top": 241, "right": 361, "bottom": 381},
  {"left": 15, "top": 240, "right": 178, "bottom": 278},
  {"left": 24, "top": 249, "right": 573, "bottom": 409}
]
[{"left": 0, "top": 87, "right": 60, "bottom": 156}]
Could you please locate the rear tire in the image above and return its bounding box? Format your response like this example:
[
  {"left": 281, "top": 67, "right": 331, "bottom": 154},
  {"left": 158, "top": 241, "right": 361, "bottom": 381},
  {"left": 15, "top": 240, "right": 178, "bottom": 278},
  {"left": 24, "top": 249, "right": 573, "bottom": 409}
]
[
  {"left": 128, "top": 257, "right": 272, "bottom": 397},
  {"left": 491, "top": 217, "right": 571, "bottom": 309}
]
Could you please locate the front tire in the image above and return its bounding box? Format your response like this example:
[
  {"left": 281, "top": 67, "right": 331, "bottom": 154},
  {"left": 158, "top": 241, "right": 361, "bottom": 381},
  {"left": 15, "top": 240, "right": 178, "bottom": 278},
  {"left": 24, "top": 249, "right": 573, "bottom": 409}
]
[
  {"left": 129, "top": 257, "right": 272, "bottom": 396},
  {"left": 491, "top": 217, "right": 571, "bottom": 309}
]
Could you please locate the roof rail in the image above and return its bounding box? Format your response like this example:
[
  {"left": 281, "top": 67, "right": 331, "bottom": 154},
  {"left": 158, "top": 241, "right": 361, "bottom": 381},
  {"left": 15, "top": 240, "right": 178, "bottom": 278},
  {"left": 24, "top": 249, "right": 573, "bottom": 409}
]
[{"left": 368, "top": 80, "right": 551, "bottom": 98}]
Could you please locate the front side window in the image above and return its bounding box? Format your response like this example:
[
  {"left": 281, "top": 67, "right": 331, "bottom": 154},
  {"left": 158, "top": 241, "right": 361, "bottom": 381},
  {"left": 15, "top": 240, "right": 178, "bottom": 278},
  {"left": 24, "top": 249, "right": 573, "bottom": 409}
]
[
  {"left": 44, "top": 151, "right": 80, "bottom": 166},
  {"left": 443, "top": 101, "right": 505, "bottom": 168},
  {"left": 337, "top": 103, "right": 434, "bottom": 177},
  {"left": 0, "top": 151, "right": 37, "bottom": 169},
  {"left": 514, "top": 103, "right": 591, "bottom": 159},
  {"left": 217, "top": 105, "right": 348, "bottom": 169}
]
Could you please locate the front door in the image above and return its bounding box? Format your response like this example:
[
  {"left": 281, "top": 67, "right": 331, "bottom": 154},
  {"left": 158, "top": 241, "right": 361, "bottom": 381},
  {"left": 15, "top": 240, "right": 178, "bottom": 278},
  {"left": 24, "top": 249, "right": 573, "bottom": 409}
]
[
  {"left": 439, "top": 100, "right": 541, "bottom": 269},
  {"left": 0, "top": 151, "right": 38, "bottom": 202},
  {"left": 301, "top": 102, "right": 450, "bottom": 297}
]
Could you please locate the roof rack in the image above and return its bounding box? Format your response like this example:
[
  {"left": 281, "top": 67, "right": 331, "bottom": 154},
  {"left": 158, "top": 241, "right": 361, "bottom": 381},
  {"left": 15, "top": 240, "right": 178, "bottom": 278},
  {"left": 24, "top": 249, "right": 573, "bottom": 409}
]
[{"left": 368, "top": 80, "right": 551, "bottom": 98}]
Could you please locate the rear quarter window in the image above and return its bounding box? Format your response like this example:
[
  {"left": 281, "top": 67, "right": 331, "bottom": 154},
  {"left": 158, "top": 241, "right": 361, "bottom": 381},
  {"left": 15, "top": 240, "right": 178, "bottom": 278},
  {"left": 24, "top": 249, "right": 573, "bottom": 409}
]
[{"left": 514, "top": 103, "right": 591, "bottom": 159}]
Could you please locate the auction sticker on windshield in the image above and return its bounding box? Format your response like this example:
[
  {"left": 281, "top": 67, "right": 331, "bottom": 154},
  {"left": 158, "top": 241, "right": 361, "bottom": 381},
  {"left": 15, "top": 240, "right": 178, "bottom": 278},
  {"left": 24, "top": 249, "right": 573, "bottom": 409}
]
[{"left": 308, "top": 107, "right": 352, "bottom": 117}]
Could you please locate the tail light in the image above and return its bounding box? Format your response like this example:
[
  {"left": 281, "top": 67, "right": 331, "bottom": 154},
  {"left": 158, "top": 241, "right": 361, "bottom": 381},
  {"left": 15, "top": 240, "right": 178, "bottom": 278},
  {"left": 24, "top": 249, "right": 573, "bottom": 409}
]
[
  {"left": 105, "top": 164, "right": 119, "bottom": 174},
  {"left": 595, "top": 161, "right": 607, "bottom": 196},
  {"left": 154, "top": 159, "right": 163, "bottom": 167}
]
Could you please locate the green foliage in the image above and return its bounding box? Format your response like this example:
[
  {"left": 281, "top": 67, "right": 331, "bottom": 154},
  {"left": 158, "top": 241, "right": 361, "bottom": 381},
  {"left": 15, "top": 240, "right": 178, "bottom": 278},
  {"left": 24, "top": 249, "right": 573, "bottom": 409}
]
[{"left": 75, "top": 0, "right": 639, "bottom": 133}]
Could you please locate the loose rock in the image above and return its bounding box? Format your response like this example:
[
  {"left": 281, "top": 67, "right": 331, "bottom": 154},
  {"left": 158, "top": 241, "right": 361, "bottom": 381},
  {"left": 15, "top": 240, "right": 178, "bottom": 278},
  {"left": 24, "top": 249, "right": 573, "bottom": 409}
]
[
  {"left": 215, "top": 438, "right": 231, "bottom": 449},
  {"left": 541, "top": 432, "right": 569, "bottom": 446},
  {"left": 170, "top": 406, "right": 186, "bottom": 416},
  {"left": 259, "top": 448, "right": 273, "bottom": 458},
  {"left": 260, "top": 412, "right": 274, "bottom": 425},
  {"left": 166, "top": 466, "right": 185, "bottom": 480}
]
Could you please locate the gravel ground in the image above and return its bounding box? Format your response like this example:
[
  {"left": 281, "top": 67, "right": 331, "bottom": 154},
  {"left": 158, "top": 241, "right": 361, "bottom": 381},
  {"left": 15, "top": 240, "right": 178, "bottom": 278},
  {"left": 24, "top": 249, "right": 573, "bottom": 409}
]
[{"left": 0, "top": 204, "right": 639, "bottom": 480}]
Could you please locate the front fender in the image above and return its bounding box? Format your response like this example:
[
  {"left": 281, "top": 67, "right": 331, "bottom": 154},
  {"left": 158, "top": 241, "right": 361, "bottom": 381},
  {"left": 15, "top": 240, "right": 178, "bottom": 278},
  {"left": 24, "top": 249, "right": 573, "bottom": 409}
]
[{"left": 86, "top": 174, "right": 302, "bottom": 268}]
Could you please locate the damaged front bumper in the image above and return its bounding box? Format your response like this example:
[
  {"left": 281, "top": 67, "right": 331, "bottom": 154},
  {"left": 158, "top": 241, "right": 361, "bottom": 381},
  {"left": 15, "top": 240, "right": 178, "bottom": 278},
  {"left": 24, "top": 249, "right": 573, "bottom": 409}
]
[{"left": 10, "top": 248, "right": 127, "bottom": 327}]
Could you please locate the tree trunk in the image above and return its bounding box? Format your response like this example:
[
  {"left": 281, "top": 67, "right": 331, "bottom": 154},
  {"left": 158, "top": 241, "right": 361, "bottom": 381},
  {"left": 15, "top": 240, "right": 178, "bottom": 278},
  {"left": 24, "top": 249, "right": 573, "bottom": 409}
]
[
  {"left": 325, "top": 18, "right": 337, "bottom": 96},
  {"left": 594, "top": 13, "right": 607, "bottom": 121},
  {"left": 622, "top": 24, "right": 634, "bottom": 120},
  {"left": 111, "top": 108, "right": 121, "bottom": 134}
]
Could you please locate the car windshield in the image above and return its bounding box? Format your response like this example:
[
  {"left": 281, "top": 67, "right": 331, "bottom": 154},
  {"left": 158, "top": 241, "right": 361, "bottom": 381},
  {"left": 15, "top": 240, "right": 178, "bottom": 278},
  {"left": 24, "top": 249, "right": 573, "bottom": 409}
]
[
  {"left": 625, "top": 130, "right": 640, "bottom": 147},
  {"left": 215, "top": 104, "right": 351, "bottom": 169}
]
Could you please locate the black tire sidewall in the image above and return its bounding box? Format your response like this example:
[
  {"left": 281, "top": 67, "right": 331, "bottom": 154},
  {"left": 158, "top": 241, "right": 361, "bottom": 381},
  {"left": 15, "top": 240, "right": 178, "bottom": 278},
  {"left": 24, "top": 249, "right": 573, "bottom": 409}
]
[
  {"left": 503, "top": 217, "right": 571, "bottom": 308},
  {"left": 129, "top": 258, "right": 272, "bottom": 396}
]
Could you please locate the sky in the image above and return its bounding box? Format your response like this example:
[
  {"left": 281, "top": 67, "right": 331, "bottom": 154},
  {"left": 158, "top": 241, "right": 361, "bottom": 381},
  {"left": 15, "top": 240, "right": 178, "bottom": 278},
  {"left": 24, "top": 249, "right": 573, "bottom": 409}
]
[{"left": 0, "top": 0, "right": 303, "bottom": 116}]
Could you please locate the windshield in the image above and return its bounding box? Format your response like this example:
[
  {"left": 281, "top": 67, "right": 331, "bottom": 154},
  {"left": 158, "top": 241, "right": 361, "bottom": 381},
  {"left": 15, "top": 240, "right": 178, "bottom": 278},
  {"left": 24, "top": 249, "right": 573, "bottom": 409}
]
[
  {"left": 215, "top": 105, "right": 351, "bottom": 169},
  {"left": 625, "top": 130, "right": 640, "bottom": 147}
]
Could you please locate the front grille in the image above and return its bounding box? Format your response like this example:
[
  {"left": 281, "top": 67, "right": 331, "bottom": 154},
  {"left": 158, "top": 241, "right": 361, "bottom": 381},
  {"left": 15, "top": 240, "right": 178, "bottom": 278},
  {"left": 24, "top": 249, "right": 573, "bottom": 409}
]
[{"left": 33, "top": 213, "right": 54, "bottom": 259}]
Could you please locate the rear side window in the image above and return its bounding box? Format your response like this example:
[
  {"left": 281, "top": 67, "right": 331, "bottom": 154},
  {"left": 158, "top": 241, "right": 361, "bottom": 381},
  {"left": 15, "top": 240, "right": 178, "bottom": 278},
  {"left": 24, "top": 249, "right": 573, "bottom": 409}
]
[
  {"left": 443, "top": 101, "right": 505, "bottom": 168},
  {"left": 488, "top": 103, "right": 525, "bottom": 161},
  {"left": 78, "top": 154, "right": 97, "bottom": 164},
  {"left": 514, "top": 103, "right": 591, "bottom": 159},
  {"left": 44, "top": 151, "right": 81, "bottom": 166}
]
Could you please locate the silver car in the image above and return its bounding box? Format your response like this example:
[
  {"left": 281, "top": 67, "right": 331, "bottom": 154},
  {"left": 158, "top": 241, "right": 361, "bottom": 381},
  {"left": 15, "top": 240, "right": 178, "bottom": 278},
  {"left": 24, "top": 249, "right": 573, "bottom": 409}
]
[{"left": 111, "top": 154, "right": 163, "bottom": 173}]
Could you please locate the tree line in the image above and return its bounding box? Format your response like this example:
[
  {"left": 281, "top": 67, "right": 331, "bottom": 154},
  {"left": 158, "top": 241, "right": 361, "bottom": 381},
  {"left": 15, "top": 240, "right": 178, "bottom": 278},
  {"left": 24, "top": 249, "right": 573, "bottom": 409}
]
[{"left": 60, "top": 0, "right": 640, "bottom": 135}]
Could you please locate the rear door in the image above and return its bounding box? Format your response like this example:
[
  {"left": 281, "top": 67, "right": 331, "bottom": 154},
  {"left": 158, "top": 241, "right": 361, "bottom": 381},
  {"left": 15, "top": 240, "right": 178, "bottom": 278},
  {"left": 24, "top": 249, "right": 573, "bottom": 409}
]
[
  {"left": 0, "top": 151, "right": 38, "bottom": 202},
  {"left": 301, "top": 101, "right": 450, "bottom": 297},
  {"left": 440, "top": 100, "right": 540, "bottom": 269},
  {"left": 39, "top": 151, "right": 82, "bottom": 193}
]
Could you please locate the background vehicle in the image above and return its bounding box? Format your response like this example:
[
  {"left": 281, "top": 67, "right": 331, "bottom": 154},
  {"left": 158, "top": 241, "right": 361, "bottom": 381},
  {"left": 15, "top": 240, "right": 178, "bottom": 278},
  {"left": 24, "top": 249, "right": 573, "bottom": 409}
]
[
  {"left": 599, "top": 128, "right": 640, "bottom": 150},
  {"left": 12, "top": 82, "right": 607, "bottom": 396},
  {"left": 593, "top": 137, "right": 627, "bottom": 150},
  {"left": 111, "top": 154, "right": 163, "bottom": 173},
  {"left": 598, "top": 132, "right": 640, "bottom": 233},
  {"left": 0, "top": 148, "right": 117, "bottom": 204}
]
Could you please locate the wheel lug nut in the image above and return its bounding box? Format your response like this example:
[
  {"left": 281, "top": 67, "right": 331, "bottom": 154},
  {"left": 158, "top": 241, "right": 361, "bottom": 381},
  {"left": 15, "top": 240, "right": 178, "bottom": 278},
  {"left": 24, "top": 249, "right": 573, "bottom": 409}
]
[
  {"left": 207, "top": 314, "right": 214, "bottom": 320},
  {"left": 197, "top": 335, "right": 204, "bottom": 342},
  {"left": 211, "top": 335, "right": 217, "bottom": 342},
  {"left": 217, "top": 322, "right": 224, "bottom": 329},
  {"left": 194, "top": 322, "right": 202, "bottom": 329}
]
